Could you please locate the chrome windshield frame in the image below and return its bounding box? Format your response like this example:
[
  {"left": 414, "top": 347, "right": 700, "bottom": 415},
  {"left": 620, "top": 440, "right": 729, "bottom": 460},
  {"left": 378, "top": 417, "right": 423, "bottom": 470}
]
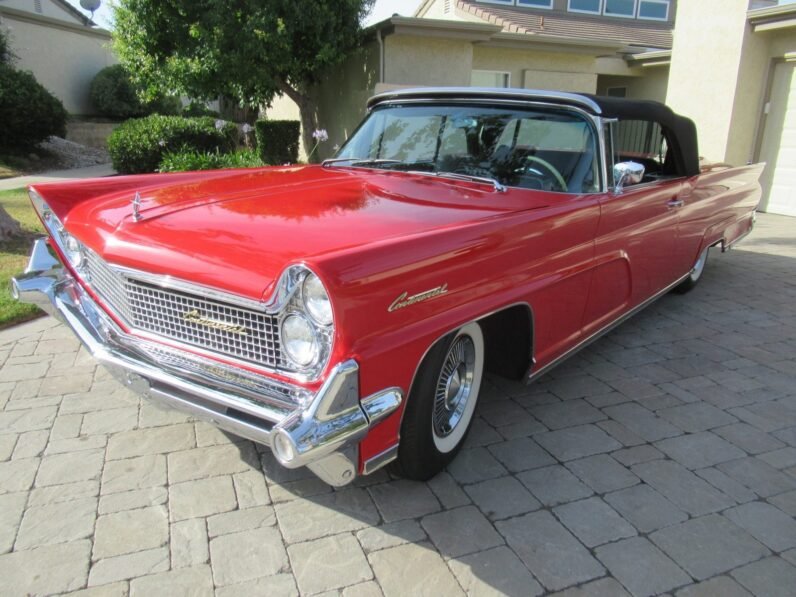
[{"left": 333, "top": 98, "right": 608, "bottom": 195}]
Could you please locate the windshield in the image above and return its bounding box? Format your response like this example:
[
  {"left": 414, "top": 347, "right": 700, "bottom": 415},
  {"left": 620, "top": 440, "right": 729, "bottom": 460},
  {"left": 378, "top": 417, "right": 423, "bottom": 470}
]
[{"left": 335, "top": 104, "right": 600, "bottom": 193}]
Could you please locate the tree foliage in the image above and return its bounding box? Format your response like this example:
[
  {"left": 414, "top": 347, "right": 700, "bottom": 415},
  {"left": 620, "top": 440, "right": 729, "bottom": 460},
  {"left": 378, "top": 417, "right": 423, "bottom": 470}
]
[
  {"left": 0, "top": 25, "right": 14, "bottom": 66},
  {"left": 112, "top": 0, "right": 375, "bottom": 156},
  {"left": 90, "top": 65, "right": 181, "bottom": 119}
]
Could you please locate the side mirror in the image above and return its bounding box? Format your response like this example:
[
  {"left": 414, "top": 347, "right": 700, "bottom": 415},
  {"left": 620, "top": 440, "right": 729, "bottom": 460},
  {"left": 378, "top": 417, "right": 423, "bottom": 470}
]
[{"left": 613, "top": 161, "right": 645, "bottom": 194}]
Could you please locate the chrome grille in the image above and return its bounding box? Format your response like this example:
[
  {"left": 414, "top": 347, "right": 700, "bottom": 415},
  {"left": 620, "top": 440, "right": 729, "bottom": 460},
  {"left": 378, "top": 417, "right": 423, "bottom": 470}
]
[{"left": 84, "top": 251, "right": 284, "bottom": 370}]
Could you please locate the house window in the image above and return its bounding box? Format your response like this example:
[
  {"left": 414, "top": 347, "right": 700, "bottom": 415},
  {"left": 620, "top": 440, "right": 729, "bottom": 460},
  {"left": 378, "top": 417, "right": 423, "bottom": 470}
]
[
  {"left": 517, "top": 0, "right": 554, "bottom": 8},
  {"left": 607, "top": 87, "right": 627, "bottom": 98},
  {"left": 637, "top": 0, "right": 669, "bottom": 20},
  {"left": 604, "top": 0, "right": 636, "bottom": 18},
  {"left": 568, "top": 0, "right": 602, "bottom": 15},
  {"left": 471, "top": 70, "right": 512, "bottom": 88},
  {"left": 475, "top": 0, "right": 514, "bottom": 6}
]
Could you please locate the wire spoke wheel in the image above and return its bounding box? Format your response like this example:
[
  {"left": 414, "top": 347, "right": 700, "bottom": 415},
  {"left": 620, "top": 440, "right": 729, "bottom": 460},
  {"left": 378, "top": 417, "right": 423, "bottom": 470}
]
[
  {"left": 391, "top": 322, "right": 485, "bottom": 479},
  {"left": 432, "top": 335, "right": 476, "bottom": 440}
]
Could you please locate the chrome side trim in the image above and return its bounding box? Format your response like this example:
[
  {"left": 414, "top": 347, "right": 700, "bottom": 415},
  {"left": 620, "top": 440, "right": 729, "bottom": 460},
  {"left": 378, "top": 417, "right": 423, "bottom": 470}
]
[
  {"left": 527, "top": 272, "right": 691, "bottom": 383},
  {"left": 363, "top": 444, "right": 399, "bottom": 475}
]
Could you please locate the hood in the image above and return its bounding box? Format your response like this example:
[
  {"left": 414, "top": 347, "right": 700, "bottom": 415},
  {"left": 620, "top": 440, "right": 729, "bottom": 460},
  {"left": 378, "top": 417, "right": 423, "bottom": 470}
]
[{"left": 35, "top": 165, "right": 551, "bottom": 300}]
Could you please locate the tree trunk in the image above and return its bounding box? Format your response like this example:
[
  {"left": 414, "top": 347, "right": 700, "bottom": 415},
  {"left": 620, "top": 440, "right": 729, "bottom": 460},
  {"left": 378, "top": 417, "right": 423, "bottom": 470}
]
[
  {"left": 277, "top": 80, "right": 320, "bottom": 163},
  {"left": 0, "top": 206, "right": 22, "bottom": 242}
]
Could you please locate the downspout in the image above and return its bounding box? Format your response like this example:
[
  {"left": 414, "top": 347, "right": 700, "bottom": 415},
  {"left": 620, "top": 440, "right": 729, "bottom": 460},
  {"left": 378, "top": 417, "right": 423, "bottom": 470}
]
[{"left": 377, "top": 27, "right": 385, "bottom": 85}]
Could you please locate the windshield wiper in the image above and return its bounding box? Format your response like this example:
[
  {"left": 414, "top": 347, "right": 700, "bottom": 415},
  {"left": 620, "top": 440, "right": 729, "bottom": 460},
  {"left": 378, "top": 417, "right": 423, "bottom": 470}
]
[
  {"left": 323, "top": 159, "right": 506, "bottom": 192},
  {"left": 322, "top": 158, "right": 404, "bottom": 168},
  {"left": 406, "top": 170, "right": 507, "bottom": 193}
]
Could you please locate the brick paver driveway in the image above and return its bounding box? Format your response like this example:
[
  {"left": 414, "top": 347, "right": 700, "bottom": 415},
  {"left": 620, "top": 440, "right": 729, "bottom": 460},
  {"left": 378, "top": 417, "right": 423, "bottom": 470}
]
[{"left": 1, "top": 214, "right": 795, "bottom": 596}]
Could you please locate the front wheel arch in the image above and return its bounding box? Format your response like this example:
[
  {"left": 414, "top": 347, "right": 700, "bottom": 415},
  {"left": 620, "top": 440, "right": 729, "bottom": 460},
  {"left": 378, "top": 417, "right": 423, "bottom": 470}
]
[
  {"left": 388, "top": 303, "right": 534, "bottom": 480},
  {"left": 389, "top": 322, "right": 485, "bottom": 480}
]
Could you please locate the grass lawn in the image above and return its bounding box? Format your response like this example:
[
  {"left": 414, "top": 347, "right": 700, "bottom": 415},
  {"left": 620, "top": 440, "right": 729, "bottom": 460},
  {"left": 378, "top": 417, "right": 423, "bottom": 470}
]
[{"left": 0, "top": 188, "right": 45, "bottom": 328}]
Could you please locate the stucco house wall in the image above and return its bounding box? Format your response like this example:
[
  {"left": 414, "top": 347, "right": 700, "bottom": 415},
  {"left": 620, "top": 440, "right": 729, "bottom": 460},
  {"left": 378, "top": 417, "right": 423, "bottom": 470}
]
[
  {"left": 472, "top": 45, "right": 597, "bottom": 92},
  {"left": 597, "top": 66, "right": 669, "bottom": 102},
  {"left": 385, "top": 35, "right": 475, "bottom": 87},
  {"left": 667, "top": 0, "right": 754, "bottom": 163},
  {"left": 0, "top": 7, "right": 116, "bottom": 115},
  {"left": 667, "top": 0, "right": 796, "bottom": 167}
]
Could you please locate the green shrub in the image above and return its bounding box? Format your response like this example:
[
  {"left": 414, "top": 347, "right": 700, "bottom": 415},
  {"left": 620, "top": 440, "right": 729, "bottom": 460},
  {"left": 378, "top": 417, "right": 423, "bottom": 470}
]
[
  {"left": 90, "top": 65, "right": 180, "bottom": 119},
  {"left": 159, "top": 148, "right": 263, "bottom": 172},
  {"left": 0, "top": 65, "right": 67, "bottom": 150},
  {"left": 255, "top": 120, "right": 300, "bottom": 165},
  {"left": 183, "top": 101, "right": 220, "bottom": 118},
  {"left": 148, "top": 94, "right": 182, "bottom": 117},
  {"left": 108, "top": 115, "right": 238, "bottom": 174}
]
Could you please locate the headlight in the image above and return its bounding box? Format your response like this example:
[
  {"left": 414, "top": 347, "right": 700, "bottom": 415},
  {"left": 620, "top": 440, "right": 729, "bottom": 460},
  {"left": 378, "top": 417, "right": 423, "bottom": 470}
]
[
  {"left": 302, "top": 273, "right": 333, "bottom": 326},
  {"left": 281, "top": 313, "right": 319, "bottom": 367}
]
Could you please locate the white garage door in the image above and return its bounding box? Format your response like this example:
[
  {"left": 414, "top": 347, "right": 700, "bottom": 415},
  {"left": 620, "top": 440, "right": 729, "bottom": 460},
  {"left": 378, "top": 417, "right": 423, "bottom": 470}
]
[{"left": 759, "top": 62, "right": 796, "bottom": 217}]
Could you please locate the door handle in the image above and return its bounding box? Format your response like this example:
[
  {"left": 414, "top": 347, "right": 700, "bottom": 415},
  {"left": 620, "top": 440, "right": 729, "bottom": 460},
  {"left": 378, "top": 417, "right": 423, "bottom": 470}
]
[{"left": 667, "top": 198, "right": 684, "bottom": 209}]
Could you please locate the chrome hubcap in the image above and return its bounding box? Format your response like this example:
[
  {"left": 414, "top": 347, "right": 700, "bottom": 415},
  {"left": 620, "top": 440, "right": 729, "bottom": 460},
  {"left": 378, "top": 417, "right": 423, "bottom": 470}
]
[
  {"left": 691, "top": 249, "right": 708, "bottom": 280},
  {"left": 433, "top": 336, "right": 475, "bottom": 438}
]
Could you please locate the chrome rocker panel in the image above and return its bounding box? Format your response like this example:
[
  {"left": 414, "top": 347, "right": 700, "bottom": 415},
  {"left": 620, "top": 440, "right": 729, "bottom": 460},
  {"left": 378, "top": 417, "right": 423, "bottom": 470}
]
[{"left": 12, "top": 239, "right": 403, "bottom": 487}]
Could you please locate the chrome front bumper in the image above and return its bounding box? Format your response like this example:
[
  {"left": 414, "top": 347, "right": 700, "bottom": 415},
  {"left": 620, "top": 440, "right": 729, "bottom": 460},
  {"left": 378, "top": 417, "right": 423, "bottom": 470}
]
[{"left": 12, "top": 239, "right": 402, "bottom": 486}]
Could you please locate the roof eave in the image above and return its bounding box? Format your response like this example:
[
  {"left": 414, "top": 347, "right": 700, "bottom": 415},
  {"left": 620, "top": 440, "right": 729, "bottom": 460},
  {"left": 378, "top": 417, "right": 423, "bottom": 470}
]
[
  {"left": 626, "top": 49, "right": 672, "bottom": 67},
  {"left": 0, "top": 6, "right": 110, "bottom": 37},
  {"left": 366, "top": 16, "right": 503, "bottom": 41},
  {"left": 748, "top": 4, "right": 796, "bottom": 31},
  {"left": 367, "top": 16, "right": 650, "bottom": 54},
  {"left": 485, "top": 31, "right": 630, "bottom": 55}
]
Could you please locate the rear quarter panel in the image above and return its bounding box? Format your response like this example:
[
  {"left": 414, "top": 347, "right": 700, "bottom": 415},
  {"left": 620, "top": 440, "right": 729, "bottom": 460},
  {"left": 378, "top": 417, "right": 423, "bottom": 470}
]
[{"left": 679, "top": 164, "right": 764, "bottom": 263}]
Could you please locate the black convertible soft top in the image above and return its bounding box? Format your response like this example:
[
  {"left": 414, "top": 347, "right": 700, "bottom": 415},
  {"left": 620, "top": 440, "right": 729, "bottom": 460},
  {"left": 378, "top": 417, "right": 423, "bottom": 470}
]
[
  {"left": 368, "top": 87, "right": 701, "bottom": 178},
  {"left": 583, "top": 94, "right": 700, "bottom": 178}
]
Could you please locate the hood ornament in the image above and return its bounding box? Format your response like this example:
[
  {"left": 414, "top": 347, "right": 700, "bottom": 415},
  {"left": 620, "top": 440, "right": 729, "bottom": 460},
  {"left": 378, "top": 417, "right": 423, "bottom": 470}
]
[{"left": 132, "top": 192, "right": 143, "bottom": 222}]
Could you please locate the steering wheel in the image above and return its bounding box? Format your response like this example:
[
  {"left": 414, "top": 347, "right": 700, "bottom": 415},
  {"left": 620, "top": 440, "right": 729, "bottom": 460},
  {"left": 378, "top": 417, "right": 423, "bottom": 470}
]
[{"left": 516, "top": 156, "right": 568, "bottom": 192}]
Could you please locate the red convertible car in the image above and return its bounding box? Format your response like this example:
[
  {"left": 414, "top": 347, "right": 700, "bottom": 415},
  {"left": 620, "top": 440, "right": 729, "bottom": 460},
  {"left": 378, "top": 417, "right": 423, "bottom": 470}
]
[{"left": 13, "top": 88, "right": 762, "bottom": 486}]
